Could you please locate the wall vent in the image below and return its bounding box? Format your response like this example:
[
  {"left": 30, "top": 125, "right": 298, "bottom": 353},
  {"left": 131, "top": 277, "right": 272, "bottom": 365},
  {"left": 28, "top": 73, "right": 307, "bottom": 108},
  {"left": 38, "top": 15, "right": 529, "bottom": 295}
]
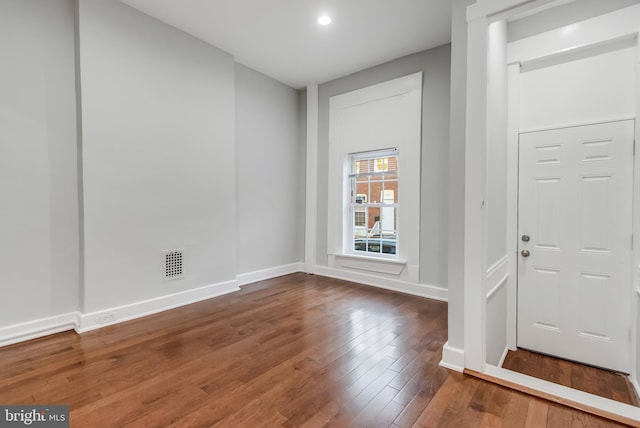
[{"left": 164, "top": 250, "right": 183, "bottom": 280}]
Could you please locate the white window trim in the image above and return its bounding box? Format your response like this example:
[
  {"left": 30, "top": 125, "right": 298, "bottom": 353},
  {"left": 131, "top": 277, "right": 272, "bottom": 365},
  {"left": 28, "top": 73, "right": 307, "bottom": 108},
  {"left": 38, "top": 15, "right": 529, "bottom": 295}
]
[
  {"left": 327, "top": 72, "right": 422, "bottom": 278},
  {"left": 331, "top": 252, "right": 407, "bottom": 275}
]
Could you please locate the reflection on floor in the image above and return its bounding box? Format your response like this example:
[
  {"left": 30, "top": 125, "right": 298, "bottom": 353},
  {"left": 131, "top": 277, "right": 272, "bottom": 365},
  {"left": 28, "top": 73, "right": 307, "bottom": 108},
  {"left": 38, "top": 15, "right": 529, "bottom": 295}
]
[
  {"left": 0, "top": 274, "right": 630, "bottom": 426},
  {"left": 502, "top": 348, "right": 640, "bottom": 407}
]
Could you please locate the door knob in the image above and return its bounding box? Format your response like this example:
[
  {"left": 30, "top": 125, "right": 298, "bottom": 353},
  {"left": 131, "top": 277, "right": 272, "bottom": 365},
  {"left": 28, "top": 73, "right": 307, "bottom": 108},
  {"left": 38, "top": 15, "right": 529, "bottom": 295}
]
[
  {"left": 521, "top": 250, "right": 530, "bottom": 257},
  {"left": 521, "top": 235, "right": 530, "bottom": 242}
]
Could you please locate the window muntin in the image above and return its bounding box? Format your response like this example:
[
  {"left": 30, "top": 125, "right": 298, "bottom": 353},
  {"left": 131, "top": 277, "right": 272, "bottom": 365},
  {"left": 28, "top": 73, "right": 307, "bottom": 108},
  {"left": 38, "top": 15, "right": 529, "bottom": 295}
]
[{"left": 349, "top": 150, "right": 398, "bottom": 256}]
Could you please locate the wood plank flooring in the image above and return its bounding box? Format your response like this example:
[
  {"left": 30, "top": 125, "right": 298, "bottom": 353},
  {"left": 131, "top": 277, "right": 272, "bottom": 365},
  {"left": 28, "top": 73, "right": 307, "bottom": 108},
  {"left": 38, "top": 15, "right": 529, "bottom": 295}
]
[
  {"left": 0, "top": 273, "right": 630, "bottom": 427},
  {"left": 502, "top": 349, "right": 640, "bottom": 407}
]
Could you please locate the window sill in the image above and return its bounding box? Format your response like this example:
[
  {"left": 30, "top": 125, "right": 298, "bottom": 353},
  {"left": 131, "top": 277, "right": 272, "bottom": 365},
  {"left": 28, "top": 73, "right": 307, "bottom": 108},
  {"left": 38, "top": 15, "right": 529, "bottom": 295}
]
[{"left": 330, "top": 253, "right": 407, "bottom": 275}]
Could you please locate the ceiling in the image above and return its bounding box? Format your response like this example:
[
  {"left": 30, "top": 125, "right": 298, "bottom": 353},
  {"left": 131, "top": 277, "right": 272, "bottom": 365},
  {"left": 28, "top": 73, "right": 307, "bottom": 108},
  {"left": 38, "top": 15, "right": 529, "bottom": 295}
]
[{"left": 118, "top": 0, "right": 452, "bottom": 89}]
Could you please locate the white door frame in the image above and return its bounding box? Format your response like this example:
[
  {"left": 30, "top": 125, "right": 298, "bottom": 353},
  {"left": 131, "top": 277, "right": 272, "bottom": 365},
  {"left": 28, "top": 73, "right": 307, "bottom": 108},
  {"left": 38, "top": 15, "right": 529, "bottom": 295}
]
[{"left": 463, "top": 0, "right": 640, "bottom": 421}]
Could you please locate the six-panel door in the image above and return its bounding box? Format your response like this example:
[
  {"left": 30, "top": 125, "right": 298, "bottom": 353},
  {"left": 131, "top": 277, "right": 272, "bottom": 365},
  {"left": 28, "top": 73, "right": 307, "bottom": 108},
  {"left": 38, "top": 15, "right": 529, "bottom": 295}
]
[{"left": 517, "top": 120, "right": 634, "bottom": 373}]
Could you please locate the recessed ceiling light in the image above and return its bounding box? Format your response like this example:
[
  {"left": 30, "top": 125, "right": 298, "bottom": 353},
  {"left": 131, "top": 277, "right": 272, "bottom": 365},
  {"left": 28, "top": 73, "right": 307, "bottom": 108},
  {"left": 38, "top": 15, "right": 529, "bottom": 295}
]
[{"left": 317, "top": 15, "right": 331, "bottom": 26}]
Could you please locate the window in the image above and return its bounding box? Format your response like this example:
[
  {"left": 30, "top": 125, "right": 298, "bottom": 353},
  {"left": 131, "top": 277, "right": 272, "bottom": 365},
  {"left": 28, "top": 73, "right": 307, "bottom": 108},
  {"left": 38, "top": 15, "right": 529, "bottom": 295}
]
[
  {"left": 348, "top": 149, "right": 398, "bottom": 256},
  {"left": 327, "top": 72, "right": 422, "bottom": 275}
]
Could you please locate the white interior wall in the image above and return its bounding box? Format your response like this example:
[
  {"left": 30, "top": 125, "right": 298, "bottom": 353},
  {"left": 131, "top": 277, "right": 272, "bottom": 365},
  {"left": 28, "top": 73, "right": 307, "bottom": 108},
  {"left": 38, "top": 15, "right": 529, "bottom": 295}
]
[
  {"left": 235, "top": 64, "right": 302, "bottom": 275},
  {"left": 78, "top": 0, "right": 237, "bottom": 313},
  {"left": 519, "top": 46, "right": 636, "bottom": 130},
  {"left": 0, "top": 0, "right": 80, "bottom": 327},
  {"left": 484, "top": 19, "right": 509, "bottom": 367},
  {"left": 445, "top": 0, "right": 476, "bottom": 357},
  {"left": 485, "top": 20, "right": 509, "bottom": 271},
  {"left": 486, "top": 279, "right": 508, "bottom": 365},
  {"left": 0, "top": 0, "right": 305, "bottom": 342}
]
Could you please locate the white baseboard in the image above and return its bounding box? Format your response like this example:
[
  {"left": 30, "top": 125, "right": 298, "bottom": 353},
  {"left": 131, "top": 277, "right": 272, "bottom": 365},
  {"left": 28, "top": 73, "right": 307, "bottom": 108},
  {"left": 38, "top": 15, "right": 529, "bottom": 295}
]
[
  {"left": 237, "top": 262, "right": 303, "bottom": 287},
  {"left": 0, "top": 312, "right": 80, "bottom": 348},
  {"left": 76, "top": 279, "right": 239, "bottom": 333},
  {"left": 314, "top": 266, "right": 448, "bottom": 302},
  {"left": 1, "top": 262, "right": 443, "bottom": 347},
  {"left": 439, "top": 341, "right": 465, "bottom": 372}
]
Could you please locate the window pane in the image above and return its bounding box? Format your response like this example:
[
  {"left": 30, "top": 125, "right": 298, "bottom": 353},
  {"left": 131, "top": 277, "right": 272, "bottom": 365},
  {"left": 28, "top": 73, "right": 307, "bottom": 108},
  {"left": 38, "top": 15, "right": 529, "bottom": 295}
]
[
  {"left": 385, "top": 181, "right": 398, "bottom": 203},
  {"left": 367, "top": 207, "right": 381, "bottom": 234},
  {"left": 374, "top": 158, "right": 388, "bottom": 172},
  {"left": 381, "top": 189, "right": 395, "bottom": 205},
  {"left": 353, "top": 237, "right": 397, "bottom": 255},
  {"left": 384, "top": 171, "right": 398, "bottom": 181},
  {"left": 349, "top": 150, "right": 398, "bottom": 257},
  {"left": 380, "top": 207, "right": 397, "bottom": 237},
  {"left": 382, "top": 238, "right": 396, "bottom": 254},
  {"left": 356, "top": 182, "right": 369, "bottom": 202},
  {"left": 387, "top": 156, "right": 398, "bottom": 172},
  {"left": 368, "top": 180, "right": 382, "bottom": 203},
  {"left": 368, "top": 239, "right": 382, "bottom": 253}
]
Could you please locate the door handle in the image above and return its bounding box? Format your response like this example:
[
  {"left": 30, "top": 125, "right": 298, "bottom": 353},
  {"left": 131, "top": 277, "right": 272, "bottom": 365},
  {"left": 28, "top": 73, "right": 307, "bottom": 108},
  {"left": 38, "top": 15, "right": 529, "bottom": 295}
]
[
  {"left": 521, "top": 250, "right": 530, "bottom": 257},
  {"left": 521, "top": 235, "right": 530, "bottom": 242}
]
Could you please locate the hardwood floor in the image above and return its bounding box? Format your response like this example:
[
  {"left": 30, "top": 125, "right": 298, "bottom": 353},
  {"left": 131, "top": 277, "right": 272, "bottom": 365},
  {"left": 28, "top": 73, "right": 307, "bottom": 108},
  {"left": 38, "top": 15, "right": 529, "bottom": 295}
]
[
  {"left": 502, "top": 349, "right": 640, "bottom": 407},
  {"left": 0, "top": 273, "right": 630, "bottom": 427}
]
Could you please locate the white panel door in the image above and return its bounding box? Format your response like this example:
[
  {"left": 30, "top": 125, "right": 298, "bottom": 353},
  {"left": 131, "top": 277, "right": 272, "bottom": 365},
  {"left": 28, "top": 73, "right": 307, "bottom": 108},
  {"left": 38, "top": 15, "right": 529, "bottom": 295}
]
[{"left": 517, "top": 120, "right": 634, "bottom": 373}]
